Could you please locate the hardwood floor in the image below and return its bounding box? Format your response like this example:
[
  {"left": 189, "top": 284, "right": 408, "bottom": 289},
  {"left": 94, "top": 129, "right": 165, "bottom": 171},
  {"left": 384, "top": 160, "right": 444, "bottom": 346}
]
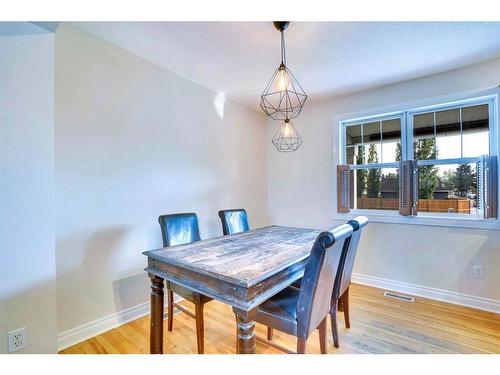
[{"left": 60, "top": 284, "right": 500, "bottom": 354}]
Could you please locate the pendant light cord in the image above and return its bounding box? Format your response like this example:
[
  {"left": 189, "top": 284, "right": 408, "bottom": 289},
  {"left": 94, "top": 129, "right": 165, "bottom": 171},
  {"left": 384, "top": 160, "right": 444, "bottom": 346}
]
[{"left": 280, "top": 30, "right": 287, "bottom": 66}]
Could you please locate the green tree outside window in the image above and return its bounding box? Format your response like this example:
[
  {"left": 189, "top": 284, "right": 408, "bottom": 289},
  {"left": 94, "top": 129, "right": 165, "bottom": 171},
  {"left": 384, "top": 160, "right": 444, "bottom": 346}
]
[
  {"left": 366, "top": 144, "right": 381, "bottom": 198},
  {"left": 414, "top": 139, "right": 439, "bottom": 199}
]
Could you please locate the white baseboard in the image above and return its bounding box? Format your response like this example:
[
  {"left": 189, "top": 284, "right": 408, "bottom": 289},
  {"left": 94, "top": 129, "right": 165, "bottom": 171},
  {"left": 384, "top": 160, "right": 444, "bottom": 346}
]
[
  {"left": 352, "top": 273, "right": 500, "bottom": 314},
  {"left": 57, "top": 296, "right": 182, "bottom": 351}
]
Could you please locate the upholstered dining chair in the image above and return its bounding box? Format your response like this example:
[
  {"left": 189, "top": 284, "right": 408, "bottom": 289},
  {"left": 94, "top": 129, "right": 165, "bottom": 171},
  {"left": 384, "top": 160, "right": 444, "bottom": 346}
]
[
  {"left": 330, "top": 216, "right": 368, "bottom": 348},
  {"left": 218, "top": 209, "right": 249, "bottom": 235},
  {"left": 158, "top": 213, "right": 212, "bottom": 354},
  {"left": 256, "top": 223, "right": 354, "bottom": 354}
]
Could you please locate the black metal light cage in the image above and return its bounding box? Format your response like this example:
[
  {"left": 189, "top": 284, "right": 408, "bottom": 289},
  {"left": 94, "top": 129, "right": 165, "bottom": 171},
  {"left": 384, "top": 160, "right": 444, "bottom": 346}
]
[
  {"left": 260, "top": 22, "right": 307, "bottom": 121},
  {"left": 272, "top": 118, "right": 303, "bottom": 152}
]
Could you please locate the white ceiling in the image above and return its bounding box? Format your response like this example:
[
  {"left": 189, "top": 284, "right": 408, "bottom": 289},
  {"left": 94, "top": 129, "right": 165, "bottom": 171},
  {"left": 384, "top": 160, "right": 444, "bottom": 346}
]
[{"left": 69, "top": 22, "right": 500, "bottom": 109}]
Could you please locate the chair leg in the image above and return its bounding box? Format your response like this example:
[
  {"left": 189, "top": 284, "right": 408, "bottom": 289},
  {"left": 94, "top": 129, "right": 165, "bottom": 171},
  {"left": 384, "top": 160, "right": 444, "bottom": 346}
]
[
  {"left": 318, "top": 318, "right": 327, "bottom": 354},
  {"left": 167, "top": 288, "right": 174, "bottom": 332},
  {"left": 330, "top": 300, "right": 339, "bottom": 348},
  {"left": 343, "top": 288, "right": 351, "bottom": 329},
  {"left": 267, "top": 327, "right": 273, "bottom": 341},
  {"left": 234, "top": 315, "right": 238, "bottom": 349},
  {"left": 338, "top": 298, "right": 344, "bottom": 312},
  {"left": 297, "top": 337, "right": 306, "bottom": 354},
  {"left": 194, "top": 303, "right": 205, "bottom": 354}
]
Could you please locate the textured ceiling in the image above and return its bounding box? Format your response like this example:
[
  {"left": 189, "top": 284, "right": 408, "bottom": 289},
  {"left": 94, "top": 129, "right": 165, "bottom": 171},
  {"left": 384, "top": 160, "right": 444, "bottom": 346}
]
[{"left": 69, "top": 22, "right": 500, "bottom": 109}]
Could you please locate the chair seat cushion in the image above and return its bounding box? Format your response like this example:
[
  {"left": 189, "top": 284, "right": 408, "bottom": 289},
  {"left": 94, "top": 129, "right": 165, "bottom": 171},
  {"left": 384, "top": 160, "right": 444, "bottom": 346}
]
[{"left": 255, "top": 286, "right": 300, "bottom": 336}]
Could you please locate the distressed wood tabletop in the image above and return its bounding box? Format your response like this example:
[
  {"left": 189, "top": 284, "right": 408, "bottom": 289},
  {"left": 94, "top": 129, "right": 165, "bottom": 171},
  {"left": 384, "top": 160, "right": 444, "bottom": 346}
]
[{"left": 144, "top": 225, "right": 321, "bottom": 288}]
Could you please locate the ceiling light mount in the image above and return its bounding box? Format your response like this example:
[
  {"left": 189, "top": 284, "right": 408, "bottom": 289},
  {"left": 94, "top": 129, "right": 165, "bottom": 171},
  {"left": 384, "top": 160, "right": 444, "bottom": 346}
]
[{"left": 273, "top": 21, "right": 290, "bottom": 32}]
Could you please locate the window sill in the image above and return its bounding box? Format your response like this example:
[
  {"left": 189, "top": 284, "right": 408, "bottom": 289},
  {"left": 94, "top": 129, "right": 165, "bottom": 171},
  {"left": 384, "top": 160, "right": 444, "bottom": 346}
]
[{"left": 334, "top": 210, "right": 500, "bottom": 230}]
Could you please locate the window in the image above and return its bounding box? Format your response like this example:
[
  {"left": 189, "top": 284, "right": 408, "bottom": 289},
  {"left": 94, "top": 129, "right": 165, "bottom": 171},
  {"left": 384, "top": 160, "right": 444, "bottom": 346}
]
[
  {"left": 338, "top": 96, "right": 498, "bottom": 220},
  {"left": 341, "top": 113, "right": 404, "bottom": 212}
]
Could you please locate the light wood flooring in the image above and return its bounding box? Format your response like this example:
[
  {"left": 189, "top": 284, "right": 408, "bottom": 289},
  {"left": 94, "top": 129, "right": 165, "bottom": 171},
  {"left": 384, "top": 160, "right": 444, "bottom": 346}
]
[{"left": 60, "top": 284, "right": 500, "bottom": 354}]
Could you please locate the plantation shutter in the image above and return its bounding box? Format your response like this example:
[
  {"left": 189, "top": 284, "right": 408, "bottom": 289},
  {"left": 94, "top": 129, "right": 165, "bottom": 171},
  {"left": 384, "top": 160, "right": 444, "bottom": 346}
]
[
  {"left": 337, "top": 165, "right": 350, "bottom": 213},
  {"left": 399, "top": 160, "right": 418, "bottom": 216},
  {"left": 477, "top": 155, "right": 498, "bottom": 219}
]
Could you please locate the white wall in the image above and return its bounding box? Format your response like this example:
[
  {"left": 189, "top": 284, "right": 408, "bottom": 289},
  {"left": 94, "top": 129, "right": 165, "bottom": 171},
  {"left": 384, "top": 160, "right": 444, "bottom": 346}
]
[
  {"left": 267, "top": 57, "right": 500, "bottom": 304},
  {"left": 55, "top": 24, "right": 269, "bottom": 336},
  {"left": 0, "top": 32, "right": 57, "bottom": 353}
]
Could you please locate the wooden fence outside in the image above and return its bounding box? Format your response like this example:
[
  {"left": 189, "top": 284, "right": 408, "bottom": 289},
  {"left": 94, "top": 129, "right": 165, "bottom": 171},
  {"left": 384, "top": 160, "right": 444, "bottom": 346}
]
[
  {"left": 357, "top": 197, "right": 471, "bottom": 213},
  {"left": 357, "top": 197, "right": 398, "bottom": 210}
]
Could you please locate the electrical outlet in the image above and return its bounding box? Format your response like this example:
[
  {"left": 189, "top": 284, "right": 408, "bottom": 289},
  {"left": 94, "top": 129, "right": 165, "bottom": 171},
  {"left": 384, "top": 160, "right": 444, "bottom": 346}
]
[
  {"left": 473, "top": 266, "right": 485, "bottom": 279},
  {"left": 8, "top": 327, "right": 27, "bottom": 353}
]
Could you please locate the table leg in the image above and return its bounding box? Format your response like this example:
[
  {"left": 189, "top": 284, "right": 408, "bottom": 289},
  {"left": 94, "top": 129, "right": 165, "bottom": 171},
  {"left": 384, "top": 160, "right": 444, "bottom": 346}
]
[
  {"left": 233, "top": 307, "right": 258, "bottom": 354},
  {"left": 149, "top": 273, "right": 164, "bottom": 354}
]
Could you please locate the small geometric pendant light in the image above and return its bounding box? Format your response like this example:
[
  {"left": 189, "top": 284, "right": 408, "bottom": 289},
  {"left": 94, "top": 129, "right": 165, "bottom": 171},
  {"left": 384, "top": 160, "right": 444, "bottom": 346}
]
[
  {"left": 272, "top": 118, "right": 303, "bottom": 152},
  {"left": 260, "top": 21, "right": 307, "bottom": 121}
]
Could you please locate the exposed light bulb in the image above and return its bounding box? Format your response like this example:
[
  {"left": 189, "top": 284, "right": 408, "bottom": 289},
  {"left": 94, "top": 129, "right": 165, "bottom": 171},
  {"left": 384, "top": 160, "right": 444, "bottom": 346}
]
[
  {"left": 274, "top": 65, "right": 290, "bottom": 92},
  {"left": 283, "top": 119, "right": 292, "bottom": 137}
]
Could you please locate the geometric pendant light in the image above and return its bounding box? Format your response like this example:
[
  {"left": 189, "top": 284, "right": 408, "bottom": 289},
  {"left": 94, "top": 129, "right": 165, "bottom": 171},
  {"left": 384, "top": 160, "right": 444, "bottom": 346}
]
[
  {"left": 260, "top": 21, "right": 307, "bottom": 152},
  {"left": 260, "top": 22, "right": 307, "bottom": 121},
  {"left": 272, "top": 118, "right": 303, "bottom": 152}
]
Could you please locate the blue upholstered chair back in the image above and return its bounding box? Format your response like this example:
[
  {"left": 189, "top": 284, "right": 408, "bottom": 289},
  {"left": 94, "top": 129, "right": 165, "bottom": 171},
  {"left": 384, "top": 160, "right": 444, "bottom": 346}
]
[
  {"left": 296, "top": 223, "right": 353, "bottom": 338},
  {"left": 333, "top": 216, "right": 368, "bottom": 299},
  {"left": 158, "top": 213, "right": 201, "bottom": 247},
  {"left": 218, "top": 209, "right": 249, "bottom": 235}
]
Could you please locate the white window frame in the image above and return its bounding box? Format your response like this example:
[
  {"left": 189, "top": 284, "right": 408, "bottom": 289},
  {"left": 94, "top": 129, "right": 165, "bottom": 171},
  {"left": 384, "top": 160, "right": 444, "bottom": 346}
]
[{"left": 338, "top": 95, "right": 499, "bottom": 229}]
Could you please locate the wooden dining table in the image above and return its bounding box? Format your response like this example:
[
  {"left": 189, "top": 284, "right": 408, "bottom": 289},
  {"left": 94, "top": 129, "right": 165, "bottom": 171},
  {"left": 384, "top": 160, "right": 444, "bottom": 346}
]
[{"left": 143, "top": 225, "right": 321, "bottom": 354}]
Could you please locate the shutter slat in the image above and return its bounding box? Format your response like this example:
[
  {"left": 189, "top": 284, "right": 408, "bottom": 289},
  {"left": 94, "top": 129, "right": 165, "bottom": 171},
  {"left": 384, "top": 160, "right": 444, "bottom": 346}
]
[
  {"left": 477, "top": 158, "right": 484, "bottom": 216},
  {"left": 482, "top": 155, "right": 497, "bottom": 219},
  {"left": 399, "top": 160, "right": 418, "bottom": 216},
  {"left": 337, "top": 165, "right": 350, "bottom": 213}
]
